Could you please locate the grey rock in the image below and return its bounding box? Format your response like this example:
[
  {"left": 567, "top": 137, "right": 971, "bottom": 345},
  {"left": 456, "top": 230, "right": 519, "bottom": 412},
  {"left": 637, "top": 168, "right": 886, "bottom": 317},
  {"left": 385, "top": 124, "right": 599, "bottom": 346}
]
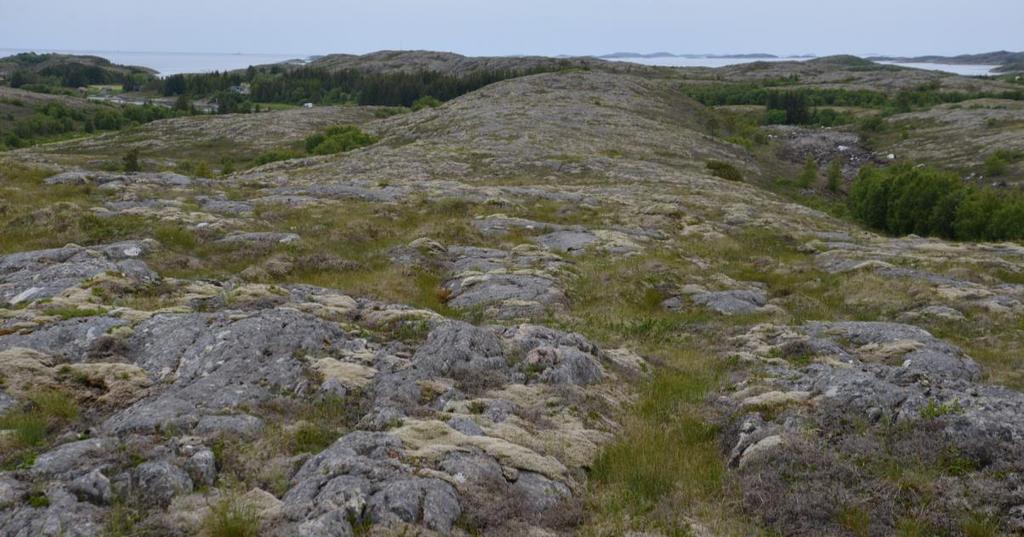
[
  {"left": 32, "top": 438, "right": 117, "bottom": 477},
  {"left": 132, "top": 461, "right": 192, "bottom": 507},
  {"left": 447, "top": 416, "right": 485, "bottom": 436},
  {"left": 105, "top": 309, "right": 364, "bottom": 434},
  {"left": 196, "top": 196, "right": 254, "bottom": 215},
  {"left": 0, "top": 483, "right": 104, "bottom": 537},
  {"left": 445, "top": 273, "right": 565, "bottom": 318},
  {"left": 218, "top": 232, "right": 301, "bottom": 245},
  {"left": 440, "top": 452, "right": 504, "bottom": 487},
  {"left": 497, "top": 324, "right": 605, "bottom": 385},
  {"left": 0, "top": 241, "right": 157, "bottom": 305},
  {"left": 691, "top": 289, "right": 768, "bottom": 315},
  {"left": 367, "top": 477, "right": 461, "bottom": 533},
  {"left": 484, "top": 400, "right": 516, "bottom": 423},
  {"left": 510, "top": 471, "right": 571, "bottom": 515},
  {"left": 69, "top": 469, "right": 112, "bottom": 505},
  {"left": 194, "top": 414, "right": 265, "bottom": 440},
  {"left": 45, "top": 171, "right": 192, "bottom": 187},
  {"left": 284, "top": 432, "right": 459, "bottom": 532},
  {"left": 298, "top": 510, "right": 355, "bottom": 537},
  {"left": 0, "top": 317, "right": 124, "bottom": 362},
  {"left": 0, "top": 474, "right": 25, "bottom": 507},
  {"left": 534, "top": 230, "right": 599, "bottom": 254},
  {"left": 412, "top": 321, "right": 508, "bottom": 386},
  {"left": 185, "top": 449, "right": 217, "bottom": 487},
  {"left": 727, "top": 319, "right": 1024, "bottom": 532},
  {"left": 0, "top": 390, "right": 15, "bottom": 415},
  {"left": 472, "top": 215, "right": 562, "bottom": 236},
  {"left": 807, "top": 321, "right": 981, "bottom": 383}
]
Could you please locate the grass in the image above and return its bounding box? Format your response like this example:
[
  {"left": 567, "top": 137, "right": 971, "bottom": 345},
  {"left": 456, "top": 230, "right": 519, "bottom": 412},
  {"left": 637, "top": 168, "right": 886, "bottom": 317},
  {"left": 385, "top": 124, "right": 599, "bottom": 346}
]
[
  {"left": 550, "top": 248, "right": 761, "bottom": 534},
  {"left": 203, "top": 494, "right": 261, "bottom": 537},
  {"left": 0, "top": 390, "right": 79, "bottom": 469},
  {"left": 589, "top": 355, "right": 726, "bottom": 510},
  {"left": 43, "top": 306, "right": 105, "bottom": 319}
]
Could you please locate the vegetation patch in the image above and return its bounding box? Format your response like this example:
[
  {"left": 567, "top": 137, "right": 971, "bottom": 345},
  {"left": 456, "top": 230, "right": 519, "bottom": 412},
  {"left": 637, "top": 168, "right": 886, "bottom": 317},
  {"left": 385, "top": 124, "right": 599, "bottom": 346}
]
[{"left": 848, "top": 163, "right": 1024, "bottom": 241}]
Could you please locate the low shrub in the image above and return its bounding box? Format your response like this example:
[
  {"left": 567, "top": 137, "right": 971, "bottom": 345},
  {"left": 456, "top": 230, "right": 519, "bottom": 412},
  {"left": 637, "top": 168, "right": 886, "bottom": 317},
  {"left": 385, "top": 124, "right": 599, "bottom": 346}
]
[
  {"left": 304, "top": 125, "right": 376, "bottom": 156},
  {"left": 705, "top": 160, "right": 743, "bottom": 182}
]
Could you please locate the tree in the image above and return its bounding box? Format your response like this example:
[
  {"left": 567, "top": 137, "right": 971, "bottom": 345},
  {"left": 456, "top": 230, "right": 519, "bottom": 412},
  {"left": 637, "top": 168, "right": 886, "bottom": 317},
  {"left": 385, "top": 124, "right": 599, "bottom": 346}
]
[
  {"left": 123, "top": 148, "right": 141, "bottom": 173},
  {"left": 174, "top": 94, "right": 191, "bottom": 112},
  {"left": 826, "top": 160, "right": 843, "bottom": 192},
  {"left": 984, "top": 152, "right": 1009, "bottom": 177},
  {"left": 797, "top": 156, "right": 818, "bottom": 187},
  {"left": 849, "top": 166, "right": 892, "bottom": 230},
  {"left": 767, "top": 91, "right": 811, "bottom": 125}
]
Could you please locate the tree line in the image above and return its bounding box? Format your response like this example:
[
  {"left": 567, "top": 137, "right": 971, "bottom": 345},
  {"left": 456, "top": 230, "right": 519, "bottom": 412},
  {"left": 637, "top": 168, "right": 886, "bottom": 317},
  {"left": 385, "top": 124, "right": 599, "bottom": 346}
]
[
  {"left": 848, "top": 164, "right": 1024, "bottom": 241},
  {"left": 683, "top": 83, "right": 1024, "bottom": 126},
  {"left": 1, "top": 100, "right": 183, "bottom": 150},
  {"left": 155, "top": 63, "right": 574, "bottom": 109}
]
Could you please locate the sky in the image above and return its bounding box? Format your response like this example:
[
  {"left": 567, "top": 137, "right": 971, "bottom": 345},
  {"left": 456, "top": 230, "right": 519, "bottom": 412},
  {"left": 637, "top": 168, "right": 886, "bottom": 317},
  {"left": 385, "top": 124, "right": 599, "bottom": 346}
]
[{"left": 1, "top": 0, "right": 1020, "bottom": 58}]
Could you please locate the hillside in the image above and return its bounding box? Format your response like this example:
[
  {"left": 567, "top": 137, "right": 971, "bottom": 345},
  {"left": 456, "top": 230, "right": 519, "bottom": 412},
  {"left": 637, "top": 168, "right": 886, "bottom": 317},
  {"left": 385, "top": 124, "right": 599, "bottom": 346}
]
[
  {"left": 296, "top": 50, "right": 641, "bottom": 76},
  {"left": 0, "top": 52, "right": 156, "bottom": 89},
  {"left": 677, "top": 55, "right": 1021, "bottom": 93},
  {"left": 1, "top": 57, "right": 1024, "bottom": 536}
]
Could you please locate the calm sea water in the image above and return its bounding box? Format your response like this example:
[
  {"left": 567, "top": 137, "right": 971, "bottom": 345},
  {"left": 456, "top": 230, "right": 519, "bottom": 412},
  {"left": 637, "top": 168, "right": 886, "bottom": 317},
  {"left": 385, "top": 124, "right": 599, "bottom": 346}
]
[
  {"left": 608, "top": 56, "right": 999, "bottom": 76},
  {"left": 0, "top": 48, "right": 307, "bottom": 75}
]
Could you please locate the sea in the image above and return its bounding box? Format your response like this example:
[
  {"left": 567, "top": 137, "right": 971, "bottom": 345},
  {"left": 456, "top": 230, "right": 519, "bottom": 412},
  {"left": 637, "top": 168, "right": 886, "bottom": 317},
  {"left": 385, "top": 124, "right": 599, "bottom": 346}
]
[
  {"left": 605, "top": 56, "right": 1001, "bottom": 77},
  {"left": 0, "top": 48, "right": 1003, "bottom": 78}
]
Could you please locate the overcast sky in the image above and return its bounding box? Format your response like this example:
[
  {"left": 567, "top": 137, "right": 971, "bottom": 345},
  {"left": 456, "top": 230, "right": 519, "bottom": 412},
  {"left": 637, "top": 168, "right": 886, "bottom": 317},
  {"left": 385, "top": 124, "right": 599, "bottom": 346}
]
[{"left": 1, "top": 0, "right": 1020, "bottom": 57}]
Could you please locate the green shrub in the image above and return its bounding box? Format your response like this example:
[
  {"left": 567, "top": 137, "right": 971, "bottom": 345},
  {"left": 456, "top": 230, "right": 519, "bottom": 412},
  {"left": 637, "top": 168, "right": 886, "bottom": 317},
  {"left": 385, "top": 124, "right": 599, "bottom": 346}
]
[
  {"left": 984, "top": 153, "right": 1009, "bottom": 176},
  {"left": 303, "top": 133, "right": 326, "bottom": 153},
  {"left": 42, "top": 306, "right": 104, "bottom": 320},
  {"left": 983, "top": 149, "right": 1022, "bottom": 177},
  {"left": 304, "top": 125, "right": 376, "bottom": 156},
  {"left": 0, "top": 390, "right": 79, "bottom": 450},
  {"left": 0, "top": 409, "right": 48, "bottom": 447},
  {"left": 252, "top": 149, "right": 303, "bottom": 166},
  {"left": 292, "top": 422, "right": 336, "bottom": 454},
  {"left": 826, "top": 159, "right": 843, "bottom": 192},
  {"left": 849, "top": 164, "right": 1024, "bottom": 241},
  {"left": 705, "top": 160, "right": 743, "bottom": 182},
  {"left": 411, "top": 95, "right": 442, "bottom": 111},
  {"left": 30, "top": 390, "right": 79, "bottom": 421},
  {"left": 122, "top": 148, "right": 140, "bottom": 173},
  {"left": 797, "top": 156, "right": 818, "bottom": 187}
]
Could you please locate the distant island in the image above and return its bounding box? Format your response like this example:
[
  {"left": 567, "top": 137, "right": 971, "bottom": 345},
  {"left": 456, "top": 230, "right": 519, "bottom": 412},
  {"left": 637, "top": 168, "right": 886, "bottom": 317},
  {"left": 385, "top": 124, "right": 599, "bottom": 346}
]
[
  {"left": 867, "top": 50, "right": 1024, "bottom": 73},
  {"left": 598, "top": 52, "right": 813, "bottom": 60}
]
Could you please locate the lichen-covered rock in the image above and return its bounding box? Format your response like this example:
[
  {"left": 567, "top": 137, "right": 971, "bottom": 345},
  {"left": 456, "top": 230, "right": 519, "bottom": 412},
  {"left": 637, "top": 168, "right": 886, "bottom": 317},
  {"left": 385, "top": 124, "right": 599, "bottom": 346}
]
[
  {"left": 690, "top": 289, "right": 768, "bottom": 315},
  {"left": 0, "top": 241, "right": 157, "bottom": 305},
  {"left": 0, "top": 317, "right": 124, "bottom": 362},
  {"left": 133, "top": 461, "right": 193, "bottom": 508},
  {"left": 0, "top": 484, "right": 105, "bottom": 537},
  {"left": 280, "top": 431, "right": 461, "bottom": 533},
  {"left": 69, "top": 469, "right": 113, "bottom": 506},
  {"left": 104, "top": 309, "right": 367, "bottom": 434},
  {"left": 724, "top": 320, "right": 1024, "bottom": 534}
]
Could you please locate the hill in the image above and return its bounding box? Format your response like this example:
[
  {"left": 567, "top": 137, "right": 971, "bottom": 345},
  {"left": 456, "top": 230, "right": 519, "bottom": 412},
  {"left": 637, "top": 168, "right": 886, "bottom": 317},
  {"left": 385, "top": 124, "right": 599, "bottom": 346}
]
[
  {"left": 1, "top": 55, "right": 1024, "bottom": 537},
  {"left": 295, "top": 50, "right": 629, "bottom": 76},
  {"left": 0, "top": 52, "right": 157, "bottom": 91}
]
